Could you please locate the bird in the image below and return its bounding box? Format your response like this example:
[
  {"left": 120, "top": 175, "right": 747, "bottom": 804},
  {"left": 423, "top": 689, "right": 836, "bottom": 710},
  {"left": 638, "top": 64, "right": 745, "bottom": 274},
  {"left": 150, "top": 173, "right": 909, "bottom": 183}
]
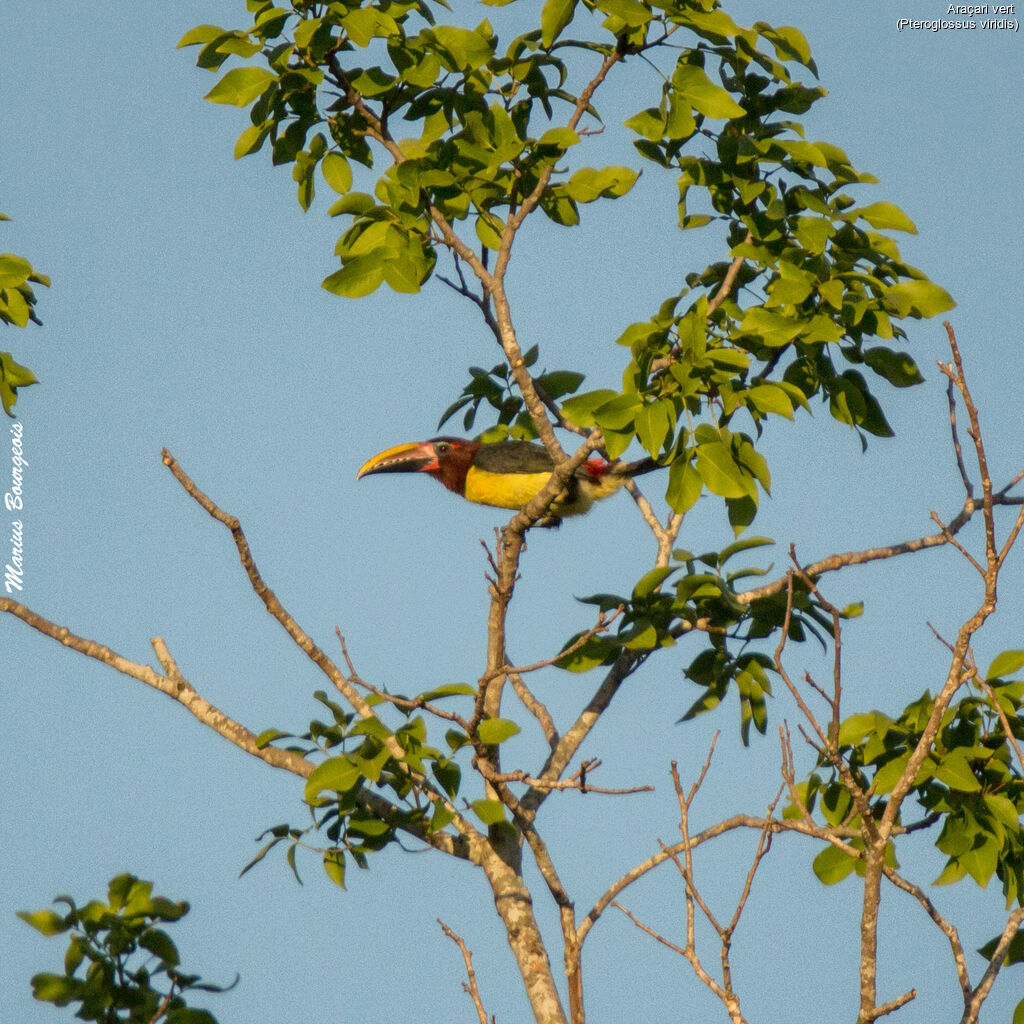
[{"left": 357, "top": 436, "right": 657, "bottom": 526}]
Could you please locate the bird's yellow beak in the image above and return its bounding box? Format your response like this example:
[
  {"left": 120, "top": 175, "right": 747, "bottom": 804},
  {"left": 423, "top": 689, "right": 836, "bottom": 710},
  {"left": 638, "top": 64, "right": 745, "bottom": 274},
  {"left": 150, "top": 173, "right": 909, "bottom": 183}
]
[{"left": 356, "top": 441, "right": 437, "bottom": 479}]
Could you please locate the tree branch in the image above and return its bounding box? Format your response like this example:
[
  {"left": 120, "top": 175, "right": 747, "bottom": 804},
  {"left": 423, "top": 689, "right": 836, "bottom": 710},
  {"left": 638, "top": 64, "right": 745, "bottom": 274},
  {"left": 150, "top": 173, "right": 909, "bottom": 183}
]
[
  {"left": 0, "top": 600, "right": 313, "bottom": 777},
  {"left": 438, "top": 920, "right": 492, "bottom": 1024}
]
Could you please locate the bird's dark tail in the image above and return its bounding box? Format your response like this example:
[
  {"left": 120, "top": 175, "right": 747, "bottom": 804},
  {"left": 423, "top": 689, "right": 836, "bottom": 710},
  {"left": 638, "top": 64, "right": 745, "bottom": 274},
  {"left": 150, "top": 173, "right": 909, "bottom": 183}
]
[{"left": 610, "top": 456, "right": 661, "bottom": 478}]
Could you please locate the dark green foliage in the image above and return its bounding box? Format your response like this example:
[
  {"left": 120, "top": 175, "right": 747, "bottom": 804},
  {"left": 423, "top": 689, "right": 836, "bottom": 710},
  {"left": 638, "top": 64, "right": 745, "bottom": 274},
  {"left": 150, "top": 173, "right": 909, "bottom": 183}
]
[
  {"left": 18, "top": 874, "right": 233, "bottom": 1023},
  {"left": 0, "top": 215, "right": 48, "bottom": 415},
  {"left": 790, "top": 672, "right": 1024, "bottom": 904},
  {"left": 251, "top": 688, "right": 473, "bottom": 886},
  {"left": 176, "top": 4, "right": 1022, "bottom": 966}
]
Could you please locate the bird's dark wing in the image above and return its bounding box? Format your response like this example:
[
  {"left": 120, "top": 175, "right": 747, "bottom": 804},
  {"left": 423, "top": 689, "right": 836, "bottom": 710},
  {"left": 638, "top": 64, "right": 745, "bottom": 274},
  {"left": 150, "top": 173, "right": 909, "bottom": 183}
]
[{"left": 472, "top": 440, "right": 556, "bottom": 475}]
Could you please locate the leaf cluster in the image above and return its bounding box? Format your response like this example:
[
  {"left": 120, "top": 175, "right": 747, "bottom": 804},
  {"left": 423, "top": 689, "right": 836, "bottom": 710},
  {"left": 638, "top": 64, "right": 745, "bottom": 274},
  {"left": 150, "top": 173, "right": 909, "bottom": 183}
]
[
  {"left": 438, "top": 343, "right": 584, "bottom": 440},
  {"left": 0, "top": 213, "right": 48, "bottom": 415},
  {"left": 251, "top": 686, "right": 489, "bottom": 888},
  {"left": 17, "top": 874, "right": 233, "bottom": 1024},
  {"left": 793, "top": 654, "right": 1024, "bottom": 906}
]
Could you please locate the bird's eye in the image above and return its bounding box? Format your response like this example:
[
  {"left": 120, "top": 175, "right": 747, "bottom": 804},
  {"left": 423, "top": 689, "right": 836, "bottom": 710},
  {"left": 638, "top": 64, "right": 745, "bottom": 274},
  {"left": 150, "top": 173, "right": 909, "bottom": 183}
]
[{"left": 435, "top": 442, "right": 451, "bottom": 455}]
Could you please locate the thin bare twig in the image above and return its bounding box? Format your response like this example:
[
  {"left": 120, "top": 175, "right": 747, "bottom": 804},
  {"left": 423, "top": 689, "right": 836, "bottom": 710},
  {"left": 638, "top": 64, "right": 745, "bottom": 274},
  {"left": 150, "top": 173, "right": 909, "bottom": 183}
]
[
  {"left": 337, "top": 630, "right": 472, "bottom": 728},
  {"left": 944, "top": 372, "right": 973, "bottom": 498},
  {"left": 865, "top": 989, "right": 917, "bottom": 1021},
  {"left": 438, "top": 920, "right": 491, "bottom": 1024},
  {"left": 882, "top": 866, "right": 970, "bottom": 1000},
  {"left": 961, "top": 908, "right": 1024, "bottom": 1023},
  {"left": 484, "top": 606, "right": 624, "bottom": 682},
  {"left": 480, "top": 759, "right": 652, "bottom": 796},
  {"left": 930, "top": 510, "right": 985, "bottom": 576},
  {"left": 507, "top": 670, "right": 559, "bottom": 748},
  {"left": 976, "top": 676, "right": 1024, "bottom": 775}
]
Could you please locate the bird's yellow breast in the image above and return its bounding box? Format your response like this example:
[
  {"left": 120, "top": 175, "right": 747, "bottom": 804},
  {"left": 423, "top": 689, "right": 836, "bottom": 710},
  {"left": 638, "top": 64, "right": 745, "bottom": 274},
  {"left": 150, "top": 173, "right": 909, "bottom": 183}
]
[
  {"left": 463, "top": 466, "right": 625, "bottom": 516},
  {"left": 464, "top": 467, "right": 554, "bottom": 511}
]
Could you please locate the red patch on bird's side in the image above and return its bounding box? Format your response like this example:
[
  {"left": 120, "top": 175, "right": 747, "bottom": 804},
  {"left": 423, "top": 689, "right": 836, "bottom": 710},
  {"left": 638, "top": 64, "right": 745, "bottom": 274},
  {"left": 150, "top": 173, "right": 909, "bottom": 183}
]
[{"left": 582, "top": 458, "right": 610, "bottom": 479}]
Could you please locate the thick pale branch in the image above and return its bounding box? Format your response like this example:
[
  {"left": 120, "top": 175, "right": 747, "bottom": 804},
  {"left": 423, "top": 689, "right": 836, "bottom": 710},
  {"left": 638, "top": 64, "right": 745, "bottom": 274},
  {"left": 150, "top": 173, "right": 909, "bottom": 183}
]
[
  {"left": 0, "top": 599, "right": 313, "bottom": 777},
  {"left": 161, "top": 451, "right": 378, "bottom": 724},
  {"left": 0, "top": 599, "right": 473, "bottom": 859},
  {"left": 162, "top": 449, "right": 482, "bottom": 853},
  {"left": 489, "top": 48, "right": 624, "bottom": 463}
]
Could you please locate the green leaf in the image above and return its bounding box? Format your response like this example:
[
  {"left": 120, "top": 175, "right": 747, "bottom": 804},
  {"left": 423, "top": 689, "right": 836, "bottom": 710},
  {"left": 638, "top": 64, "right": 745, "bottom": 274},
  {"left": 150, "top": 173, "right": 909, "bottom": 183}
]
[
  {"left": 560, "top": 389, "right": 619, "bottom": 428},
  {"left": 837, "top": 711, "right": 887, "bottom": 747},
  {"left": 293, "top": 16, "right": 322, "bottom": 49},
  {"left": 254, "top": 728, "right": 292, "bottom": 748},
  {"left": 883, "top": 280, "right": 955, "bottom": 319},
  {"left": 478, "top": 718, "right": 521, "bottom": 745},
  {"left": 623, "top": 108, "right": 665, "bottom": 142},
  {"left": 978, "top": 930, "right": 1024, "bottom": 965},
  {"left": 304, "top": 756, "right": 360, "bottom": 802},
  {"left": 321, "top": 153, "right": 353, "bottom": 194},
  {"left": 323, "top": 850, "right": 346, "bottom": 889},
  {"left": 933, "top": 751, "right": 981, "bottom": 793},
  {"left": 322, "top": 253, "right": 386, "bottom": 298},
  {"left": 541, "top": 0, "right": 576, "bottom": 47},
  {"left": 430, "top": 800, "right": 456, "bottom": 833},
  {"left": 536, "top": 370, "right": 584, "bottom": 399},
  {"left": 16, "top": 909, "right": 68, "bottom": 936},
  {"left": 673, "top": 66, "right": 745, "bottom": 119},
  {"left": 327, "top": 193, "right": 376, "bottom": 218},
  {"left": 666, "top": 458, "right": 702, "bottom": 514},
  {"left": 983, "top": 793, "right": 1020, "bottom": 830},
  {"left": 427, "top": 25, "right": 495, "bottom": 72},
  {"left": 234, "top": 123, "right": 271, "bottom": 159},
  {"left": 138, "top": 928, "right": 180, "bottom": 966},
  {"left": 746, "top": 383, "right": 794, "bottom": 419},
  {"left": 987, "top": 650, "right": 1024, "bottom": 680},
  {"left": 634, "top": 400, "right": 671, "bottom": 455},
  {"left": 620, "top": 619, "right": 658, "bottom": 650},
  {"left": 934, "top": 859, "right": 968, "bottom": 886},
  {"left": 862, "top": 347, "right": 923, "bottom": 387},
  {"left": 739, "top": 307, "right": 805, "bottom": 347},
  {"left": 537, "top": 127, "right": 580, "bottom": 150},
  {"left": 166, "top": 1010, "right": 219, "bottom": 1024},
  {"left": 633, "top": 566, "right": 675, "bottom": 599},
  {"left": 1015, "top": 996, "right": 1024, "bottom": 1024},
  {"left": 0, "top": 254, "right": 32, "bottom": 288},
  {"left": 597, "top": 0, "right": 653, "bottom": 28},
  {"left": 854, "top": 201, "right": 917, "bottom": 233},
  {"left": 204, "top": 66, "right": 276, "bottom": 106},
  {"left": 564, "top": 166, "right": 639, "bottom": 203},
  {"left": 872, "top": 752, "right": 911, "bottom": 795},
  {"left": 431, "top": 760, "right": 461, "bottom": 800},
  {"left": 695, "top": 440, "right": 753, "bottom": 500},
  {"left": 470, "top": 799, "right": 506, "bottom": 825},
  {"left": 812, "top": 843, "right": 857, "bottom": 885},
  {"left": 961, "top": 834, "right": 999, "bottom": 887},
  {"left": 555, "top": 634, "right": 617, "bottom": 672},
  {"left": 29, "top": 973, "right": 77, "bottom": 1004},
  {"left": 342, "top": 8, "right": 398, "bottom": 48},
  {"left": 177, "top": 24, "right": 230, "bottom": 48},
  {"left": 418, "top": 683, "right": 476, "bottom": 701}
]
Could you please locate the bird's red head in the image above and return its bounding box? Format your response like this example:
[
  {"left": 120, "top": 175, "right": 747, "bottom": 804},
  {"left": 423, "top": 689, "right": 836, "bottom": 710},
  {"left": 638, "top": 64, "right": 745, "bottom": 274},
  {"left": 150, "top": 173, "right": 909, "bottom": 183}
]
[{"left": 356, "top": 437, "right": 481, "bottom": 495}]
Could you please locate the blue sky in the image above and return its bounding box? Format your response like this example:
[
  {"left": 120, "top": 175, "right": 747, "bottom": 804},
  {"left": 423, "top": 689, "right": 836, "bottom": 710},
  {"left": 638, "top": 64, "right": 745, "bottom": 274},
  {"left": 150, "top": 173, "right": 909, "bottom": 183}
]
[{"left": 2, "top": 2, "right": 1023, "bottom": 1021}]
